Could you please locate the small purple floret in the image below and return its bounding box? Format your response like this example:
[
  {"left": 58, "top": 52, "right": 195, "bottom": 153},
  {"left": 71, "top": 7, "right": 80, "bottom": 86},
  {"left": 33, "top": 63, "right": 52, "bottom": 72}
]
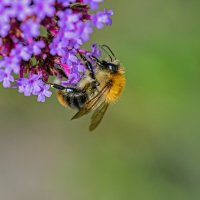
[
  {"left": 16, "top": 74, "right": 52, "bottom": 102},
  {"left": 92, "top": 9, "right": 113, "bottom": 29}
]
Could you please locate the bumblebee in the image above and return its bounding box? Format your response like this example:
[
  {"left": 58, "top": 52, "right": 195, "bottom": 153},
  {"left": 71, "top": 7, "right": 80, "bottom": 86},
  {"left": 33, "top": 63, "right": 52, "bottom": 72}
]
[{"left": 49, "top": 45, "right": 126, "bottom": 131}]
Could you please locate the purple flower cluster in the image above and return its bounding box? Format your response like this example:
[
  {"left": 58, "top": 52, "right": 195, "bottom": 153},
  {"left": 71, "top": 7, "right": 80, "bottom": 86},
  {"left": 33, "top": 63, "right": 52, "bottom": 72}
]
[
  {"left": 16, "top": 74, "right": 52, "bottom": 102},
  {"left": 0, "top": 0, "right": 113, "bottom": 102}
]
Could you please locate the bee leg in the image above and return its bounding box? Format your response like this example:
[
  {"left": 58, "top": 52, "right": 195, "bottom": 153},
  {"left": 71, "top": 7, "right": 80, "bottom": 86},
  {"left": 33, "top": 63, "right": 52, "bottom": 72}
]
[
  {"left": 79, "top": 53, "right": 96, "bottom": 81},
  {"left": 56, "top": 68, "right": 68, "bottom": 79},
  {"left": 91, "top": 56, "right": 107, "bottom": 68},
  {"left": 79, "top": 54, "right": 100, "bottom": 90},
  {"left": 48, "top": 83, "right": 66, "bottom": 91},
  {"left": 49, "top": 83, "right": 84, "bottom": 95}
]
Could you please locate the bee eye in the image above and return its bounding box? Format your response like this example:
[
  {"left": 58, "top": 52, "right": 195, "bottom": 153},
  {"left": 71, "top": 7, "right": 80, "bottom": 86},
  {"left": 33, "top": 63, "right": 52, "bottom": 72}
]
[{"left": 108, "top": 63, "right": 118, "bottom": 73}]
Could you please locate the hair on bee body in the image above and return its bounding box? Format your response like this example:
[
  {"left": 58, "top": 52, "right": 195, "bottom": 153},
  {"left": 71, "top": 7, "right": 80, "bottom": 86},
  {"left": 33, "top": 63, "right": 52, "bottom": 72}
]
[{"left": 49, "top": 45, "right": 126, "bottom": 131}]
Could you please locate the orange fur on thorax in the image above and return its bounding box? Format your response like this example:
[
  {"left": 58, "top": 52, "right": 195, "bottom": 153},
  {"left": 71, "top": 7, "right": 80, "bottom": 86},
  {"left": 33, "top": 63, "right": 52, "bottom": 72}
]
[{"left": 106, "top": 68, "right": 126, "bottom": 103}]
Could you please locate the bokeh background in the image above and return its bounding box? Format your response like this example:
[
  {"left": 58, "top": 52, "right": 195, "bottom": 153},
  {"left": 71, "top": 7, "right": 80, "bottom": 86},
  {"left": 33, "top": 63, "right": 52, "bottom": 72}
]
[{"left": 1, "top": 0, "right": 200, "bottom": 199}]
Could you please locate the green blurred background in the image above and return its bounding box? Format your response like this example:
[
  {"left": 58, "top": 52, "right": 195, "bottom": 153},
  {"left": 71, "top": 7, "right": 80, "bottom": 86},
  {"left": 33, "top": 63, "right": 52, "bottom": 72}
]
[{"left": 1, "top": 0, "right": 200, "bottom": 199}]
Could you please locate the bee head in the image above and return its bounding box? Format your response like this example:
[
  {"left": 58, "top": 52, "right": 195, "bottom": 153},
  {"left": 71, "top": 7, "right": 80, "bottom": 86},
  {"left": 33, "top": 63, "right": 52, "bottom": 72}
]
[{"left": 100, "top": 60, "right": 120, "bottom": 73}]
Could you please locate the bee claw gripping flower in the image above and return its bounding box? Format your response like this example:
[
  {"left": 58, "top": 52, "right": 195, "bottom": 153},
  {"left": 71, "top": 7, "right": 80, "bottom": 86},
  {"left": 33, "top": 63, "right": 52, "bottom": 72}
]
[{"left": 0, "top": 0, "right": 113, "bottom": 102}]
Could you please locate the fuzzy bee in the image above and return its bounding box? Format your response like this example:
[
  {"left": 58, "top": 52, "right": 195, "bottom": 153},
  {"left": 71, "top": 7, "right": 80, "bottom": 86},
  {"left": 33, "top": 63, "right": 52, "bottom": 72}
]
[{"left": 49, "top": 45, "right": 126, "bottom": 131}]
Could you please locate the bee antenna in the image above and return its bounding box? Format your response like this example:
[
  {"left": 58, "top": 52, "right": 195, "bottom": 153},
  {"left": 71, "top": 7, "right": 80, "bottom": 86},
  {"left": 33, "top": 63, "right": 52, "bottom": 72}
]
[
  {"left": 101, "top": 45, "right": 116, "bottom": 60},
  {"left": 97, "top": 44, "right": 113, "bottom": 61}
]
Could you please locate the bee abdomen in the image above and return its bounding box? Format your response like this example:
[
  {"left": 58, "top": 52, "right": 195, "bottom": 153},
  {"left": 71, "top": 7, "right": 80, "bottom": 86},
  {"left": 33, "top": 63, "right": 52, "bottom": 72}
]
[
  {"left": 65, "top": 90, "right": 88, "bottom": 110},
  {"left": 57, "top": 87, "right": 88, "bottom": 109}
]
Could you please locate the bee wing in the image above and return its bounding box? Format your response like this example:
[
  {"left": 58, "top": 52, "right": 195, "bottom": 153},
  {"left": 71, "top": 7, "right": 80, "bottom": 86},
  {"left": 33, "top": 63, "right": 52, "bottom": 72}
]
[
  {"left": 71, "top": 82, "right": 111, "bottom": 120},
  {"left": 89, "top": 101, "right": 109, "bottom": 131}
]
